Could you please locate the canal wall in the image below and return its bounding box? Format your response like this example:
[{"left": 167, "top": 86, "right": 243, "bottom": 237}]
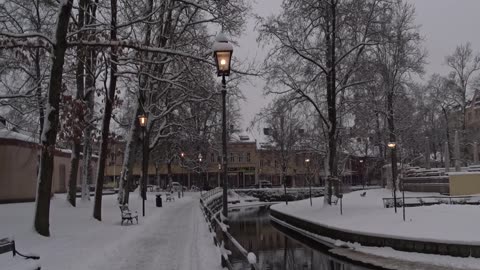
[
  {"left": 270, "top": 208, "right": 480, "bottom": 258},
  {"left": 235, "top": 188, "right": 324, "bottom": 202}
]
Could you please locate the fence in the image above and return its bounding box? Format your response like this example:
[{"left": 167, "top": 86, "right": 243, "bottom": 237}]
[
  {"left": 200, "top": 192, "right": 259, "bottom": 270},
  {"left": 382, "top": 195, "right": 480, "bottom": 208}
]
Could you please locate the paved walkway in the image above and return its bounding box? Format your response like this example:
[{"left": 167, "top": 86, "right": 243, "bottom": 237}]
[{"left": 84, "top": 194, "right": 221, "bottom": 270}]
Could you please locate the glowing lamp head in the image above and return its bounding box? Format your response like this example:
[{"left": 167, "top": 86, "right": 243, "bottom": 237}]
[
  {"left": 138, "top": 114, "right": 147, "bottom": 128},
  {"left": 213, "top": 33, "right": 233, "bottom": 77},
  {"left": 387, "top": 142, "right": 397, "bottom": 149}
]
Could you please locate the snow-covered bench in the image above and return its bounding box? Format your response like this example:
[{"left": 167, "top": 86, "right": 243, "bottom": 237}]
[
  {"left": 165, "top": 192, "right": 175, "bottom": 202},
  {"left": 0, "top": 238, "right": 40, "bottom": 266},
  {"left": 119, "top": 205, "right": 138, "bottom": 225}
]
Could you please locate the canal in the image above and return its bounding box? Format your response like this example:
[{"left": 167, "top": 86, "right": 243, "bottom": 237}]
[{"left": 227, "top": 205, "right": 380, "bottom": 270}]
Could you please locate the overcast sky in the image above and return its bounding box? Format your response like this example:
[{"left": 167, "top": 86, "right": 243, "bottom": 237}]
[{"left": 234, "top": 0, "right": 480, "bottom": 135}]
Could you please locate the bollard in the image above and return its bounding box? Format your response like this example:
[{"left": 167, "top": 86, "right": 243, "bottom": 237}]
[{"left": 178, "top": 191, "right": 181, "bottom": 199}]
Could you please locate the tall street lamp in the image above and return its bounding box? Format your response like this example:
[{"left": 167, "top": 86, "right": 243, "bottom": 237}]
[
  {"left": 138, "top": 114, "right": 148, "bottom": 217},
  {"left": 213, "top": 32, "right": 233, "bottom": 219},
  {"left": 305, "top": 158, "right": 312, "bottom": 206},
  {"left": 387, "top": 142, "right": 398, "bottom": 214}
]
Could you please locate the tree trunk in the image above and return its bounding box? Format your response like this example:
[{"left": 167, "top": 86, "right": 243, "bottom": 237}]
[
  {"left": 81, "top": 0, "right": 97, "bottom": 202},
  {"left": 34, "top": 0, "right": 74, "bottom": 237},
  {"left": 118, "top": 103, "right": 142, "bottom": 204},
  {"left": 67, "top": 144, "right": 80, "bottom": 206},
  {"left": 93, "top": 0, "right": 117, "bottom": 221},
  {"left": 67, "top": 0, "right": 86, "bottom": 207},
  {"left": 167, "top": 160, "right": 173, "bottom": 186},
  {"left": 35, "top": 48, "right": 44, "bottom": 141},
  {"left": 324, "top": 0, "right": 337, "bottom": 205}
]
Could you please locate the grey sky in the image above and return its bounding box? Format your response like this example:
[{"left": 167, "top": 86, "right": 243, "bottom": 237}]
[{"left": 235, "top": 0, "right": 480, "bottom": 133}]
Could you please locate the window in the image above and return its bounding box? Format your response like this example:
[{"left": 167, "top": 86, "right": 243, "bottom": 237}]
[
  {"left": 230, "top": 153, "right": 235, "bottom": 163},
  {"left": 211, "top": 153, "right": 215, "bottom": 163},
  {"left": 238, "top": 152, "right": 243, "bottom": 163},
  {"left": 246, "top": 152, "right": 251, "bottom": 162},
  {"left": 275, "top": 160, "right": 278, "bottom": 168},
  {"left": 260, "top": 160, "right": 264, "bottom": 167}
]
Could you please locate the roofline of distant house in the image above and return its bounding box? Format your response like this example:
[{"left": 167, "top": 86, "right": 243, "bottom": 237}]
[{"left": 0, "top": 137, "right": 98, "bottom": 159}]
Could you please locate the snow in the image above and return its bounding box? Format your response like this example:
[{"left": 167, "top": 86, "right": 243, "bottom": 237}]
[
  {"left": 0, "top": 128, "right": 36, "bottom": 142},
  {"left": 352, "top": 245, "right": 480, "bottom": 270},
  {"left": 0, "top": 192, "right": 221, "bottom": 270},
  {"left": 271, "top": 189, "right": 480, "bottom": 269},
  {"left": 247, "top": 252, "right": 257, "bottom": 264},
  {"left": 271, "top": 189, "right": 480, "bottom": 245}
]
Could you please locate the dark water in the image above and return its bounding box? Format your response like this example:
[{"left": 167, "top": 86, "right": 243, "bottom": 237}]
[{"left": 227, "top": 205, "right": 377, "bottom": 270}]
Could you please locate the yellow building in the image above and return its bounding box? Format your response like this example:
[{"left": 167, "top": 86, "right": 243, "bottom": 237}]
[{"left": 105, "top": 135, "right": 320, "bottom": 189}]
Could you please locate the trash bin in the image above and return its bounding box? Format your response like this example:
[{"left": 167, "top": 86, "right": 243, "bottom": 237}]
[{"left": 156, "top": 194, "right": 162, "bottom": 207}]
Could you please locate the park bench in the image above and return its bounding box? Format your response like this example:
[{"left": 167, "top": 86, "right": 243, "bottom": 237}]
[
  {"left": 0, "top": 238, "right": 40, "bottom": 269},
  {"left": 119, "top": 205, "right": 138, "bottom": 225},
  {"left": 165, "top": 192, "right": 175, "bottom": 202}
]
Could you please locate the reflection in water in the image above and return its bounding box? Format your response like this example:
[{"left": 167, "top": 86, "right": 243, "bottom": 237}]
[{"left": 227, "top": 206, "right": 374, "bottom": 270}]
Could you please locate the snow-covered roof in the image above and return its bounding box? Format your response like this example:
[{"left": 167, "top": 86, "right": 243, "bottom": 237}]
[
  {"left": 229, "top": 132, "right": 255, "bottom": 143},
  {"left": 0, "top": 127, "right": 37, "bottom": 143}
]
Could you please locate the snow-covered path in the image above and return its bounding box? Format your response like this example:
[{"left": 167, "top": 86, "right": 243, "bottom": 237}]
[
  {"left": 84, "top": 194, "right": 221, "bottom": 270},
  {"left": 0, "top": 193, "right": 221, "bottom": 270}
]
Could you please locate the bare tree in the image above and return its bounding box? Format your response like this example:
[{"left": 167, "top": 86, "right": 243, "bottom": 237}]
[
  {"left": 259, "top": 0, "right": 389, "bottom": 204},
  {"left": 253, "top": 97, "right": 304, "bottom": 204}
]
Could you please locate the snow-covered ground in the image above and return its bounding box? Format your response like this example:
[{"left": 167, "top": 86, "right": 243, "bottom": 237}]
[
  {"left": 271, "top": 189, "right": 480, "bottom": 269},
  {"left": 227, "top": 190, "right": 275, "bottom": 208},
  {"left": 0, "top": 192, "right": 221, "bottom": 270}
]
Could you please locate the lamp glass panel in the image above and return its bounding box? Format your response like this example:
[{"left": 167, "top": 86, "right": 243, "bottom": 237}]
[{"left": 216, "top": 51, "right": 231, "bottom": 72}]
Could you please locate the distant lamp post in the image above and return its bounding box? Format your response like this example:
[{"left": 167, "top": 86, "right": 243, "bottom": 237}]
[
  {"left": 198, "top": 153, "right": 204, "bottom": 193},
  {"left": 387, "top": 142, "right": 398, "bottom": 215},
  {"left": 213, "top": 32, "right": 233, "bottom": 219},
  {"left": 138, "top": 114, "right": 148, "bottom": 217},
  {"left": 305, "top": 158, "right": 312, "bottom": 206},
  {"left": 359, "top": 159, "right": 365, "bottom": 189},
  {"left": 179, "top": 152, "right": 185, "bottom": 197}
]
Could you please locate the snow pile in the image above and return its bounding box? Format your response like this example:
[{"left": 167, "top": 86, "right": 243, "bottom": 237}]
[{"left": 247, "top": 252, "right": 257, "bottom": 264}]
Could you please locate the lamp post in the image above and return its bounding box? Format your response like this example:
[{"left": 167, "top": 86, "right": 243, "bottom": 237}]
[
  {"left": 138, "top": 114, "right": 148, "bottom": 217},
  {"left": 359, "top": 159, "right": 365, "bottom": 189},
  {"left": 213, "top": 32, "right": 233, "bottom": 219},
  {"left": 387, "top": 142, "right": 398, "bottom": 214},
  {"left": 198, "top": 153, "right": 203, "bottom": 194},
  {"left": 218, "top": 163, "right": 222, "bottom": 187},
  {"left": 180, "top": 152, "right": 185, "bottom": 197},
  {"left": 305, "top": 158, "right": 312, "bottom": 206}
]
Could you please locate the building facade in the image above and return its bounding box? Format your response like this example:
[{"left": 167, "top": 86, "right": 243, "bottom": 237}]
[
  {"left": 0, "top": 128, "right": 98, "bottom": 203},
  {"left": 105, "top": 135, "right": 329, "bottom": 189}
]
